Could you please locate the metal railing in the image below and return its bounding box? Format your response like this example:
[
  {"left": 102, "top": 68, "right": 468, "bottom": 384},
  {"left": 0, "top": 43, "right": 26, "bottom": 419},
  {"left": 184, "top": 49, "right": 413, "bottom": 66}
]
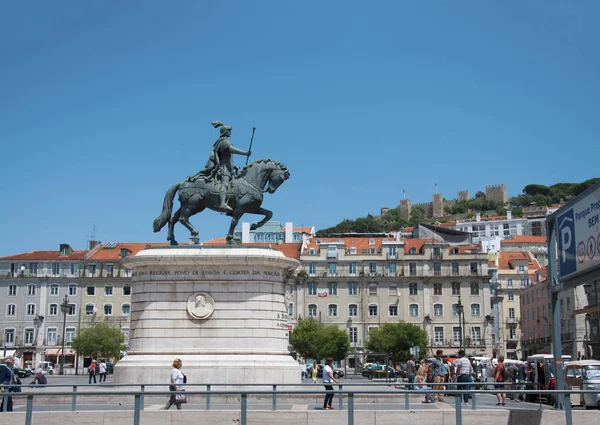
[{"left": 1, "top": 381, "right": 589, "bottom": 425}]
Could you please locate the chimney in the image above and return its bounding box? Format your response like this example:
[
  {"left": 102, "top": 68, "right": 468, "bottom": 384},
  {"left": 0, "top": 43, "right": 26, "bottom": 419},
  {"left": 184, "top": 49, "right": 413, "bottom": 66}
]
[
  {"left": 89, "top": 240, "right": 101, "bottom": 250},
  {"left": 285, "top": 222, "right": 293, "bottom": 244},
  {"left": 507, "top": 210, "right": 512, "bottom": 220},
  {"left": 476, "top": 212, "right": 481, "bottom": 222},
  {"left": 242, "top": 222, "right": 250, "bottom": 244}
]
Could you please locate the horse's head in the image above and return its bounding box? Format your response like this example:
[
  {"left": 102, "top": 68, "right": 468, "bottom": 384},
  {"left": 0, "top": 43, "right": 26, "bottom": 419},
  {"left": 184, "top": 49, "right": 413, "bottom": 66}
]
[{"left": 265, "top": 162, "right": 290, "bottom": 194}]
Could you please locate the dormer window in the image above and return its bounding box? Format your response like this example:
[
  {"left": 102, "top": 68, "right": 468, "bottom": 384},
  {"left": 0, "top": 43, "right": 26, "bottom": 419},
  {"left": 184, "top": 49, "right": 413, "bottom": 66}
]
[
  {"left": 369, "top": 239, "right": 375, "bottom": 245},
  {"left": 120, "top": 248, "right": 131, "bottom": 258},
  {"left": 409, "top": 247, "right": 417, "bottom": 254},
  {"left": 350, "top": 247, "right": 357, "bottom": 254}
]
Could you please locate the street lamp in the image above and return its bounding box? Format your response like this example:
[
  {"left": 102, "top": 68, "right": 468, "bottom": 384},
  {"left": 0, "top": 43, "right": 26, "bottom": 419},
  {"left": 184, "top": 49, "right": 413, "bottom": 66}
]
[
  {"left": 456, "top": 296, "right": 464, "bottom": 351},
  {"left": 59, "top": 295, "right": 70, "bottom": 375},
  {"left": 33, "top": 314, "right": 44, "bottom": 367}
]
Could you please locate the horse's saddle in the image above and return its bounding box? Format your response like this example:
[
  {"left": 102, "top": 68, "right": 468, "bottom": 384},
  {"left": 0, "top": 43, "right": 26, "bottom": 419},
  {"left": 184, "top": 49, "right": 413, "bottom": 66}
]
[{"left": 182, "top": 178, "right": 235, "bottom": 197}]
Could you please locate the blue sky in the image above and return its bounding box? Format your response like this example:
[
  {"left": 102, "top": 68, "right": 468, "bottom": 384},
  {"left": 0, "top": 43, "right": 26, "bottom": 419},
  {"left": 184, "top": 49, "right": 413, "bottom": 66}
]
[{"left": 1, "top": 1, "right": 599, "bottom": 256}]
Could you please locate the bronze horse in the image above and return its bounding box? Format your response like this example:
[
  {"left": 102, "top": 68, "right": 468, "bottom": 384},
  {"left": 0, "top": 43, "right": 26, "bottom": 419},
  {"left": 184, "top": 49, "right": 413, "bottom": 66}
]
[{"left": 153, "top": 159, "right": 290, "bottom": 245}]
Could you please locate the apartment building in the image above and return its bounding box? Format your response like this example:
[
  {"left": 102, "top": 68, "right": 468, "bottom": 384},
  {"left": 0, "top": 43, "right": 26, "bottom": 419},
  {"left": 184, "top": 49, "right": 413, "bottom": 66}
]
[{"left": 291, "top": 235, "right": 493, "bottom": 367}]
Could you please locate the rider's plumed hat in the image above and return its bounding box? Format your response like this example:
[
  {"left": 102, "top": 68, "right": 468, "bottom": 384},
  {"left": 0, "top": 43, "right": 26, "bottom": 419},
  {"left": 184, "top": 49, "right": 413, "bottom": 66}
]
[{"left": 212, "top": 121, "right": 232, "bottom": 136}]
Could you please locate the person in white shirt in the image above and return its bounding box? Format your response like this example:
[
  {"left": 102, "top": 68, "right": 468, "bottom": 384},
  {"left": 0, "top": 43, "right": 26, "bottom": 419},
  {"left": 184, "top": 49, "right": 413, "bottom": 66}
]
[
  {"left": 454, "top": 350, "right": 474, "bottom": 404},
  {"left": 163, "top": 358, "right": 185, "bottom": 410},
  {"left": 98, "top": 361, "right": 107, "bottom": 383},
  {"left": 322, "top": 357, "right": 339, "bottom": 410}
]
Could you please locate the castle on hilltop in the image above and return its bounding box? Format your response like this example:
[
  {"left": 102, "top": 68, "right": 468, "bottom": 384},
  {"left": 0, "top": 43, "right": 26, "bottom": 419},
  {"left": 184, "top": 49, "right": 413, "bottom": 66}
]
[{"left": 381, "top": 184, "right": 508, "bottom": 220}]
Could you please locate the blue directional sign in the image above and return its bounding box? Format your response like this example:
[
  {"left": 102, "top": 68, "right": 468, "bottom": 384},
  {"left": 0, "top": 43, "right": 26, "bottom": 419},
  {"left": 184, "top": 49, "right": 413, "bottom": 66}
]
[{"left": 556, "top": 183, "right": 600, "bottom": 281}]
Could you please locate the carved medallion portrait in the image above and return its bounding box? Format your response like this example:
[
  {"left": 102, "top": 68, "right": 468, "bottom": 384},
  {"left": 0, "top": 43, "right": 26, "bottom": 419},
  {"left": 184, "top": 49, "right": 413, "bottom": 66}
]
[{"left": 187, "top": 292, "right": 215, "bottom": 319}]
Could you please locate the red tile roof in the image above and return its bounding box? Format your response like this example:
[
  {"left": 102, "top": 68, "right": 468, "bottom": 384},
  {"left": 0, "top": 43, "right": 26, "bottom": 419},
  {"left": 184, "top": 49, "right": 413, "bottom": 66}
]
[
  {"left": 87, "top": 242, "right": 169, "bottom": 260},
  {"left": 498, "top": 251, "right": 541, "bottom": 271},
  {"left": 501, "top": 235, "right": 547, "bottom": 244},
  {"left": 304, "top": 237, "right": 398, "bottom": 254},
  {"left": 0, "top": 250, "right": 88, "bottom": 261},
  {"left": 293, "top": 227, "right": 313, "bottom": 234},
  {"left": 456, "top": 215, "right": 508, "bottom": 223}
]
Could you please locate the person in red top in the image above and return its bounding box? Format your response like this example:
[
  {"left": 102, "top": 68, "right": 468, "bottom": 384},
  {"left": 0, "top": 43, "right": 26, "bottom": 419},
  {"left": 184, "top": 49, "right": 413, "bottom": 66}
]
[{"left": 494, "top": 356, "right": 507, "bottom": 406}]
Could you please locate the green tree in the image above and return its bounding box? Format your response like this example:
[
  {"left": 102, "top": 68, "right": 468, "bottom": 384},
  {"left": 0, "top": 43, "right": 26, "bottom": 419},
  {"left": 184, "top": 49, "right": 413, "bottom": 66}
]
[
  {"left": 364, "top": 322, "right": 427, "bottom": 363},
  {"left": 289, "top": 318, "right": 350, "bottom": 361},
  {"left": 410, "top": 205, "right": 426, "bottom": 223},
  {"left": 71, "top": 322, "right": 125, "bottom": 360},
  {"left": 475, "top": 191, "right": 486, "bottom": 200},
  {"left": 523, "top": 184, "right": 551, "bottom": 197}
]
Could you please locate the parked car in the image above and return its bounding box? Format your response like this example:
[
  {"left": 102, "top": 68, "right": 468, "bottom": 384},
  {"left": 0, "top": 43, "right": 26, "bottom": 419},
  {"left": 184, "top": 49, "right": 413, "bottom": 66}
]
[
  {"left": 362, "top": 365, "right": 397, "bottom": 380},
  {"left": 307, "top": 364, "right": 344, "bottom": 379},
  {"left": 13, "top": 368, "right": 32, "bottom": 379},
  {"left": 564, "top": 360, "right": 600, "bottom": 409}
]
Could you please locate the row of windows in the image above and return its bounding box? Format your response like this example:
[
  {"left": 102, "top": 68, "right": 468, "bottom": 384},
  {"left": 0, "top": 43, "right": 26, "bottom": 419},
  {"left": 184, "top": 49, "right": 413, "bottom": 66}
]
[
  {"left": 5, "top": 284, "right": 131, "bottom": 297},
  {"left": 345, "top": 325, "right": 482, "bottom": 344},
  {"left": 305, "top": 303, "right": 482, "bottom": 318},
  {"left": 521, "top": 287, "right": 548, "bottom": 305},
  {"left": 5, "top": 303, "right": 131, "bottom": 317},
  {"left": 3, "top": 327, "right": 77, "bottom": 345},
  {"left": 307, "top": 262, "right": 480, "bottom": 274},
  {"left": 306, "top": 282, "right": 480, "bottom": 296}
]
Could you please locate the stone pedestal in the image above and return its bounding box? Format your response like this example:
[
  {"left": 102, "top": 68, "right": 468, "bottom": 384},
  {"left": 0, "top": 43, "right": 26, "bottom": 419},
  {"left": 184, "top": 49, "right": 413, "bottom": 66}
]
[{"left": 114, "top": 245, "right": 301, "bottom": 385}]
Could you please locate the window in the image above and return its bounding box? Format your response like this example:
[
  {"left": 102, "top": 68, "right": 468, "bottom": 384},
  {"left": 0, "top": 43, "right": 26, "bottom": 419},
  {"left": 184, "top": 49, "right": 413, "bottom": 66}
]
[
  {"left": 518, "top": 265, "right": 525, "bottom": 273},
  {"left": 27, "top": 284, "right": 36, "bottom": 296},
  {"left": 409, "top": 262, "right": 417, "bottom": 276},
  {"left": 520, "top": 278, "right": 528, "bottom": 288},
  {"left": 368, "top": 304, "right": 378, "bottom": 316},
  {"left": 453, "top": 327, "right": 462, "bottom": 344},
  {"left": 349, "top": 247, "right": 357, "bottom": 254},
  {"left": 328, "top": 263, "right": 337, "bottom": 275},
  {"left": 49, "top": 304, "right": 58, "bottom": 315},
  {"left": 388, "top": 262, "right": 397, "bottom": 274},
  {"left": 508, "top": 307, "right": 515, "bottom": 319},
  {"left": 328, "top": 282, "right": 338, "bottom": 296},
  {"left": 105, "top": 285, "right": 113, "bottom": 296},
  {"left": 507, "top": 279, "right": 513, "bottom": 289},
  {"left": 348, "top": 304, "right": 358, "bottom": 317},
  {"left": 70, "top": 263, "right": 80, "bottom": 275},
  {"left": 327, "top": 246, "right": 337, "bottom": 258},
  {"left": 104, "top": 304, "right": 113, "bottom": 316},
  {"left": 389, "top": 285, "right": 398, "bottom": 296},
  {"left": 69, "top": 285, "right": 77, "bottom": 296},
  {"left": 349, "top": 262, "right": 357, "bottom": 275},
  {"left": 433, "top": 283, "right": 442, "bottom": 295},
  {"left": 389, "top": 246, "right": 397, "bottom": 258},
  {"left": 50, "top": 284, "right": 59, "bottom": 296},
  {"left": 255, "top": 233, "right": 264, "bottom": 242},
  {"left": 452, "top": 282, "right": 461, "bottom": 295},
  {"left": 471, "top": 303, "right": 480, "bottom": 316},
  {"left": 470, "top": 283, "right": 480, "bottom": 296},
  {"left": 308, "top": 283, "right": 317, "bottom": 296},
  {"left": 8, "top": 285, "right": 17, "bottom": 296},
  {"left": 434, "top": 303, "right": 443, "bottom": 317},
  {"left": 369, "top": 262, "right": 376, "bottom": 273},
  {"left": 508, "top": 291, "right": 514, "bottom": 301},
  {"left": 409, "top": 247, "right": 417, "bottom": 254},
  {"left": 4, "top": 329, "right": 15, "bottom": 345},
  {"left": 470, "top": 262, "right": 478, "bottom": 275},
  {"left": 409, "top": 282, "right": 418, "bottom": 296},
  {"left": 288, "top": 303, "right": 294, "bottom": 316},
  {"left": 432, "top": 246, "right": 441, "bottom": 258},
  {"left": 452, "top": 303, "right": 459, "bottom": 316},
  {"left": 122, "top": 304, "right": 131, "bottom": 316},
  {"left": 369, "top": 247, "right": 376, "bottom": 254},
  {"left": 24, "top": 328, "right": 34, "bottom": 345},
  {"left": 86, "top": 286, "right": 96, "bottom": 296},
  {"left": 123, "top": 285, "right": 131, "bottom": 296},
  {"left": 52, "top": 263, "right": 60, "bottom": 275},
  {"left": 66, "top": 327, "right": 76, "bottom": 345},
  {"left": 389, "top": 305, "right": 398, "bottom": 316},
  {"left": 6, "top": 304, "right": 16, "bottom": 316},
  {"left": 368, "top": 284, "right": 378, "bottom": 296},
  {"left": 451, "top": 263, "right": 459, "bottom": 276},
  {"left": 328, "top": 304, "right": 338, "bottom": 316},
  {"left": 88, "top": 264, "right": 96, "bottom": 276},
  {"left": 434, "top": 327, "right": 444, "bottom": 345},
  {"left": 68, "top": 303, "right": 76, "bottom": 316},
  {"left": 349, "top": 327, "right": 358, "bottom": 344},
  {"left": 308, "top": 304, "right": 317, "bottom": 317},
  {"left": 471, "top": 327, "right": 481, "bottom": 344},
  {"left": 348, "top": 283, "right": 358, "bottom": 296},
  {"left": 409, "top": 304, "right": 419, "bottom": 317},
  {"left": 308, "top": 263, "right": 317, "bottom": 275},
  {"left": 29, "top": 262, "right": 38, "bottom": 275},
  {"left": 509, "top": 326, "right": 516, "bottom": 340},
  {"left": 26, "top": 303, "right": 36, "bottom": 316},
  {"left": 433, "top": 262, "right": 441, "bottom": 276},
  {"left": 85, "top": 304, "right": 95, "bottom": 315},
  {"left": 47, "top": 328, "right": 57, "bottom": 345}
]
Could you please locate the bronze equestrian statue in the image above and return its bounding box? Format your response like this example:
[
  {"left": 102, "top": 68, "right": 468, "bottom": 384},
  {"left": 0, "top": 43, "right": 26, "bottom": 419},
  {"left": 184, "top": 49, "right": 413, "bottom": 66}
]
[{"left": 153, "top": 121, "right": 290, "bottom": 245}]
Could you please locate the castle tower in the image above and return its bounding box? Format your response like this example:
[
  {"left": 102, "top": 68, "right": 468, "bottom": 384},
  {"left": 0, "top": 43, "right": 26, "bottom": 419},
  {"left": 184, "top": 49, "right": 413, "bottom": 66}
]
[
  {"left": 432, "top": 193, "right": 444, "bottom": 218},
  {"left": 458, "top": 190, "right": 469, "bottom": 202},
  {"left": 399, "top": 199, "right": 412, "bottom": 221},
  {"left": 486, "top": 184, "right": 508, "bottom": 204}
]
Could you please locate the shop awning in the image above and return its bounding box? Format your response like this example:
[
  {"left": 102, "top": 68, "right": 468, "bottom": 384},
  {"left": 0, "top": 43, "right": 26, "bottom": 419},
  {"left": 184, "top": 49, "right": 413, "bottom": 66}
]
[{"left": 43, "top": 348, "right": 76, "bottom": 356}]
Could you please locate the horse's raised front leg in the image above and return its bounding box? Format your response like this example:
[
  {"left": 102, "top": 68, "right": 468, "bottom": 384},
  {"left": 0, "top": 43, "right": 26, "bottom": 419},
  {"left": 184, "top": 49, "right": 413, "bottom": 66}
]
[
  {"left": 167, "top": 208, "right": 181, "bottom": 246},
  {"left": 226, "top": 208, "right": 244, "bottom": 243},
  {"left": 250, "top": 207, "right": 273, "bottom": 231}
]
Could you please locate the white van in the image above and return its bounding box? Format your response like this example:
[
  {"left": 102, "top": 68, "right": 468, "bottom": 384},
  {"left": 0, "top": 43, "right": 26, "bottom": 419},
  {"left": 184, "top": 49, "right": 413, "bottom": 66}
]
[
  {"left": 526, "top": 354, "right": 571, "bottom": 405},
  {"left": 37, "top": 361, "right": 54, "bottom": 375}
]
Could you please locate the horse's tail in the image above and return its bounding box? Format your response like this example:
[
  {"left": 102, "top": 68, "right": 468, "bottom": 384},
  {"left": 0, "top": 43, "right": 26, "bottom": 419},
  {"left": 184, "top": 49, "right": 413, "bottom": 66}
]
[{"left": 153, "top": 183, "right": 181, "bottom": 232}]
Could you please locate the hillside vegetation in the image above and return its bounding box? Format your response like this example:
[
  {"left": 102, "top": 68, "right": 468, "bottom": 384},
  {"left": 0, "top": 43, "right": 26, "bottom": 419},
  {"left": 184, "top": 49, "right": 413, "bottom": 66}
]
[{"left": 315, "top": 178, "right": 600, "bottom": 236}]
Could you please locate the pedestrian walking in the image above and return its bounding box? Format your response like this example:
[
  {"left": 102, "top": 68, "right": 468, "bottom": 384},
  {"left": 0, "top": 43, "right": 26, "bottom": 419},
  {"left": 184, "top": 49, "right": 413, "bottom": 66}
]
[
  {"left": 406, "top": 355, "right": 416, "bottom": 390},
  {"left": 311, "top": 361, "right": 318, "bottom": 384},
  {"left": 0, "top": 356, "right": 17, "bottom": 412},
  {"left": 432, "top": 350, "right": 446, "bottom": 402},
  {"left": 301, "top": 360, "right": 307, "bottom": 379},
  {"left": 494, "top": 356, "right": 507, "bottom": 406},
  {"left": 98, "top": 361, "right": 107, "bottom": 383},
  {"left": 322, "top": 357, "right": 339, "bottom": 410},
  {"left": 454, "top": 350, "right": 474, "bottom": 404},
  {"left": 88, "top": 360, "right": 97, "bottom": 384},
  {"left": 163, "top": 358, "right": 185, "bottom": 410}
]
